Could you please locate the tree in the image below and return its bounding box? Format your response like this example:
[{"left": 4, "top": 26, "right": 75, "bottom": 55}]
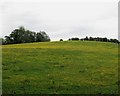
[
  {"left": 4, "top": 26, "right": 51, "bottom": 44},
  {"left": 36, "top": 32, "right": 43, "bottom": 42},
  {"left": 102, "top": 37, "right": 108, "bottom": 42},
  {"left": 84, "top": 36, "right": 89, "bottom": 40},
  {"left": 70, "top": 36, "right": 119, "bottom": 44},
  {"left": 71, "top": 37, "right": 79, "bottom": 41},
  {"left": 40, "top": 31, "right": 51, "bottom": 41},
  {"left": 0, "top": 38, "right": 6, "bottom": 45},
  {"left": 36, "top": 31, "right": 50, "bottom": 42},
  {"left": 68, "top": 38, "right": 71, "bottom": 41},
  {"left": 89, "top": 37, "right": 94, "bottom": 41},
  {"left": 10, "top": 26, "right": 26, "bottom": 43},
  {"left": 5, "top": 36, "right": 13, "bottom": 44},
  {"left": 60, "top": 39, "right": 63, "bottom": 41}
]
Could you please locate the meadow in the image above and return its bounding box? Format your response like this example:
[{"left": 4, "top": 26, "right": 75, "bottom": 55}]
[{"left": 2, "top": 41, "right": 119, "bottom": 94}]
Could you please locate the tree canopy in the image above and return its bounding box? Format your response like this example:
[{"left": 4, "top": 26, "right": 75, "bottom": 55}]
[
  {"left": 2, "top": 26, "right": 50, "bottom": 45},
  {"left": 69, "top": 36, "right": 119, "bottom": 44}
]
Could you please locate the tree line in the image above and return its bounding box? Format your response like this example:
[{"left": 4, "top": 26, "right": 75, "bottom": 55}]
[
  {"left": 0, "top": 27, "right": 119, "bottom": 45},
  {"left": 0, "top": 26, "right": 50, "bottom": 45},
  {"left": 68, "top": 36, "right": 119, "bottom": 44}
]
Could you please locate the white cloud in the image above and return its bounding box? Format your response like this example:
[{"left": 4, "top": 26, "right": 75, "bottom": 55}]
[{"left": 0, "top": 1, "right": 118, "bottom": 41}]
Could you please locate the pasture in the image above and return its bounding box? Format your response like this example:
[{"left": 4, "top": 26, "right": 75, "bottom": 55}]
[{"left": 2, "top": 41, "right": 119, "bottom": 94}]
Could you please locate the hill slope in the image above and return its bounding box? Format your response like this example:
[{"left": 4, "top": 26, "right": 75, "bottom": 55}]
[{"left": 2, "top": 41, "right": 118, "bottom": 94}]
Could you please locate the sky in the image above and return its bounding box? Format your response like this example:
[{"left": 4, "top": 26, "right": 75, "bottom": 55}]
[{"left": 0, "top": 0, "right": 119, "bottom": 41}]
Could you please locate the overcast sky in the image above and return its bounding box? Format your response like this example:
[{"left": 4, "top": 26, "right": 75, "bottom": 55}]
[{"left": 0, "top": 0, "right": 118, "bottom": 41}]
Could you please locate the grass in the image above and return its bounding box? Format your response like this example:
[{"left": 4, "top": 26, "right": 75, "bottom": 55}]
[{"left": 2, "top": 41, "right": 119, "bottom": 94}]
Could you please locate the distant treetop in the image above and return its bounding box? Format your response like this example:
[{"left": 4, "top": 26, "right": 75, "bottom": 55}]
[{"left": 68, "top": 36, "right": 119, "bottom": 44}]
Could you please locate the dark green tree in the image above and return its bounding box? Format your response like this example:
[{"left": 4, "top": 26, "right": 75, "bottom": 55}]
[
  {"left": 36, "top": 31, "right": 50, "bottom": 42},
  {"left": 84, "top": 36, "right": 89, "bottom": 40},
  {"left": 60, "top": 39, "right": 63, "bottom": 41},
  {"left": 0, "top": 38, "right": 6, "bottom": 45},
  {"left": 10, "top": 26, "right": 26, "bottom": 43},
  {"left": 4, "top": 26, "right": 50, "bottom": 44},
  {"left": 5, "top": 36, "right": 13, "bottom": 44}
]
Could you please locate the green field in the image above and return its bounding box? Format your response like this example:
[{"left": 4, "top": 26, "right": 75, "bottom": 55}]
[{"left": 2, "top": 41, "right": 119, "bottom": 94}]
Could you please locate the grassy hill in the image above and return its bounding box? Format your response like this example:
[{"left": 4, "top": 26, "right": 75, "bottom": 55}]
[{"left": 2, "top": 41, "right": 119, "bottom": 94}]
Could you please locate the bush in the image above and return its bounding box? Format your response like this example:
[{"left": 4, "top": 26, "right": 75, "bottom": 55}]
[{"left": 60, "top": 39, "right": 63, "bottom": 41}]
